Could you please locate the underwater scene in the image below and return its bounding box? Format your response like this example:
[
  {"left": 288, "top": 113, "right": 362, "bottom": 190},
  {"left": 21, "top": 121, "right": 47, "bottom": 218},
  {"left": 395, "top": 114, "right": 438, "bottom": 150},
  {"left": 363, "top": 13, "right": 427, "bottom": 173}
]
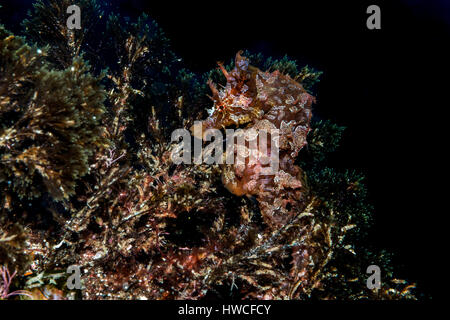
[{"left": 0, "top": 0, "right": 440, "bottom": 301}]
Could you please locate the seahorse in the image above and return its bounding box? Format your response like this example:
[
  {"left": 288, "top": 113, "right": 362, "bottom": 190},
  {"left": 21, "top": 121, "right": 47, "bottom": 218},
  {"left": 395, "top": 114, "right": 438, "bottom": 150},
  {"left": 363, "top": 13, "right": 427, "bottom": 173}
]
[{"left": 195, "top": 51, "right": 314, "bottom": 229}]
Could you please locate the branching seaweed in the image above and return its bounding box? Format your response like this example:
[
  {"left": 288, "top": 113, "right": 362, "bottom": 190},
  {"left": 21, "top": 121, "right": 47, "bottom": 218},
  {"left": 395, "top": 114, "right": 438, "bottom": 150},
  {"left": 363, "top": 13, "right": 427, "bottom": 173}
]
[{"left": 0, "top": 0, "right": 418, "bottom": 300}]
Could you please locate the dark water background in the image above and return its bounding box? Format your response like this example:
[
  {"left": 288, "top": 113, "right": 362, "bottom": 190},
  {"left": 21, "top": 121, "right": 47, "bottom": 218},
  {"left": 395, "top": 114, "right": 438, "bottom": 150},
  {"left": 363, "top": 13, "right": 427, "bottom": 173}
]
[{"left": 1, "top": 0, "right": 447, "bottom": 299}]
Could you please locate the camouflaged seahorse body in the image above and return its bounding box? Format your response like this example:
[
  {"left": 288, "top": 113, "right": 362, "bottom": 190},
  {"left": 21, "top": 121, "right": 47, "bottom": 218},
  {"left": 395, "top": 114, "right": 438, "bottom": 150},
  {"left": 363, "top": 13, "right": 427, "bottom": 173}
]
[{"left": 198, "top": 52, "right": 314, "bottom": 229}]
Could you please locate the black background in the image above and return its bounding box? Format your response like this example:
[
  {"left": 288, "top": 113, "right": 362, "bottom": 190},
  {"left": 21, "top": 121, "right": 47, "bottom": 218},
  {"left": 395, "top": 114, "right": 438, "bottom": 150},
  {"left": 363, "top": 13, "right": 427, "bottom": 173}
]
[{"left": 1, "top": 0, "right": 446, "bottom": 299}]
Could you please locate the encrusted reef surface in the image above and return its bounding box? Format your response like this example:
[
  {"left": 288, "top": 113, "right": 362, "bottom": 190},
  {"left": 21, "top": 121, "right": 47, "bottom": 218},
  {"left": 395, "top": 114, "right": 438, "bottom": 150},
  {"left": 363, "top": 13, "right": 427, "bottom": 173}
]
[{"left": 0, "top": 0, "right": 418, "bottom": 300}]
